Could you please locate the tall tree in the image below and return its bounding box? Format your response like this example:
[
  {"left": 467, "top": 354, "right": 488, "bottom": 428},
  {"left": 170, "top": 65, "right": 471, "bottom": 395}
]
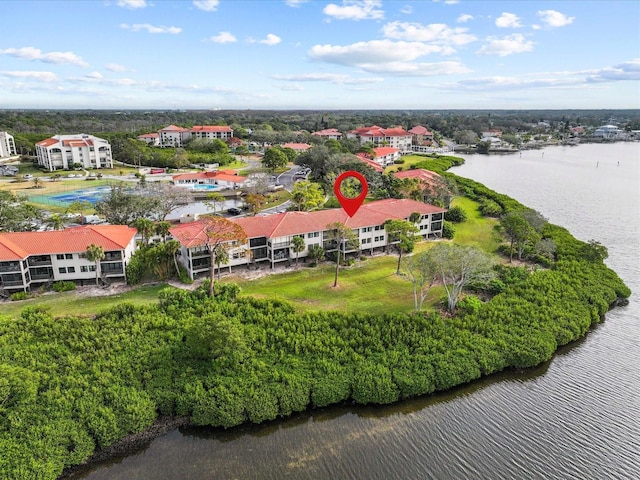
[
  {"left": 205, "top": 192, "right": 226, "bottom": 215},
  {"left": 262, "top": 147, "right": 288, "bottom": 172},
  {"left": 45, "top": 214, "right": 65, "bottom": 231},
  {"left": 200, "top": 217, "right": 248, "bottom": 297},
  {"left": 291, "top": 180, "right": 324, "bottom": 211},
  {"left": 144, "top": 183, "right": 193, "bottom": 220},
  {"left": 384, "top": 219, "right": 419, "bottom": 274},
  {"left": 134, "top": 217, "right": 155, "bottom": 245},
  {"left": 0, "top": 191, "right": 42, "bottom": 232},
  {"left": 402, "top": 251, "right": 439, "bottom": 312},
  {"left": 85, "top": 243, "right": 105, "bottom": 286},
  {"left": 498, "top": 212, "right": 537, "bottom": 262},
  {"left": 430, "top": 243, "right": 494, "bottom": 312},
  {"left": 326, "top": 222, "right": 359, "bottom": 288},
  {"left": 244, "top": 193, "right": 267, "bottom": 216},
  {"left": 290, "top": 235, "right": 305, "bottom": 266}
]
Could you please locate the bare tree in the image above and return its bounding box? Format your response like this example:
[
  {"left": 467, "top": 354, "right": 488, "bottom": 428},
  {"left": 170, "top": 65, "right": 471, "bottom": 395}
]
[{"left": 326, "top": 222, "right": 359, "bottom": 288}]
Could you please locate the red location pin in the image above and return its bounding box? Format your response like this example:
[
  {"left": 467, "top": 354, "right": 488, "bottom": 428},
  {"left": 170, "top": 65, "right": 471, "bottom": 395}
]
[{"left": 334, "top": 170, "right": 368, "bottom": 217}]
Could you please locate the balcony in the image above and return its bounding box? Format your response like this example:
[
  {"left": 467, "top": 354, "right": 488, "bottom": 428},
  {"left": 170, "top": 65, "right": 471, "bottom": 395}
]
[
  {"left": 28, "top": 257, "right": 52, "bottom": 266},
  {"left": 0, "top": 263, "right": 21, "bottom": 273},
  {"left": 0, "top": 280, "right": 25, "bottom": 287},
  {"left": 31, "top": 274, "right": 54, "bottom": 281},
  {"left": 269, "top": 240, "right": 290, "bottom": 249}
]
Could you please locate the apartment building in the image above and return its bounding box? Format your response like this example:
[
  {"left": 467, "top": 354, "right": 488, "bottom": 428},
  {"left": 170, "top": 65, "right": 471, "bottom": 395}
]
[
  {"left": 35, "top": 134, "right": 113, "bottom": 171},
  {"left": 169, "top": 198, "right": 446, "bottom": 279},
  {"left": 156, "top": 125, "right": 234, "bottom": 148},
  {"left": 346, "top": 125, "right": 412, "bottom": 153},
  {"left": 0, "top": 132, "right": 17, "bottom": 158},
  {"left": 0, "top": 225, "right": 137, "bottom": 293}
]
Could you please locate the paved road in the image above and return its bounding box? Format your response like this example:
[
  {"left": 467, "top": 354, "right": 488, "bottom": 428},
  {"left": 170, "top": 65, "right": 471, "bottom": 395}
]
[{"left": 276, "top": 165, "right": 307, "bottom": 192}]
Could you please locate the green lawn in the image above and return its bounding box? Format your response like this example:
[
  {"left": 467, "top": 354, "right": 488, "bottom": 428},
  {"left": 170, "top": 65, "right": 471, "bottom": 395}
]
[
  {"left": 449, "top": 196, "right": 501, "bottom": 253},
  {"left": 227, "top": 255, "right": 445, "bottom": 315},
  {"left": 2, "top": 283, "right": 168, "bottom": 319},
  {"left": 384, "top": 154, "right": 433, "bottom": 173}
]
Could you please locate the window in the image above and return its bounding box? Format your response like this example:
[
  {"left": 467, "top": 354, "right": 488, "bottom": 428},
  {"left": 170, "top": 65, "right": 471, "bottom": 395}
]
[
  {"left": 56, "top": 254, "right": 65, "bottom": 260},
  {"left": 362, "top": 227, "right": 372, "bottom": 233},
  {"left": 361, "top": 238, "right": 371, "bottom": 244},
  {"left": 58, "top": 267, "right": 66, "bottom": 274},
  {"left": 66, "top": 254, "right": 73, "bottom": 260},
  {"left": 67, "top": 267, "right": 75, "bottom": 273},
  {"left": 374, "top": 225, "right": 383, "bottom": 231},
  {"left": 81, "top": 266, "right": 88, "bottom": 272},
  {"left": 307, "top": 232, "right": 319, "bottom": 239}
]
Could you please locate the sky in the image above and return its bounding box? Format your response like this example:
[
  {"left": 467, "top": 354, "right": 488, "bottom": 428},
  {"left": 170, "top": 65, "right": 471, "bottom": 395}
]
[{"left": 0, "top": 0, "right": 639, "bottom": 110}]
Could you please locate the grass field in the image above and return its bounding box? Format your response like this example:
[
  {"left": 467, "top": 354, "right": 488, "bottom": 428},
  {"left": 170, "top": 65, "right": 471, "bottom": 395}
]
[
  {"left": 449, "top": 196, "right": 501, "bottom": 252},
  {"left": 1, "top": 283, "right": 168, "bottom": 319}
]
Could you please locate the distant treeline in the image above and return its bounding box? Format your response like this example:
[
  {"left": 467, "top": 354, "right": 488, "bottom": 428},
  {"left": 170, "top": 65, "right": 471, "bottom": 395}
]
[{"left": 0, "top": 160, "right": 630, "bottom": 479}]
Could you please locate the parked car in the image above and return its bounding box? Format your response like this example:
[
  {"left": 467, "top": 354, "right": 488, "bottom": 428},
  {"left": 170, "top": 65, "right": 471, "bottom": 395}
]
[{"left": 227, "top": 207, "right": 242, "bottom": 215}]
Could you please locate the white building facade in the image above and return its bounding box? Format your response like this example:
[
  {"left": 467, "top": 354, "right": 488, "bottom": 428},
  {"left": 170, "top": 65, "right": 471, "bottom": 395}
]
[
  {"left": 347, "top": 126, "right": 412, "bottom": 153},
  {"left": 0, "top": 132, "right": 17, "bottom": 158},
  {"left": 35, "top": 134, "right": 113, "bottom": 171}
]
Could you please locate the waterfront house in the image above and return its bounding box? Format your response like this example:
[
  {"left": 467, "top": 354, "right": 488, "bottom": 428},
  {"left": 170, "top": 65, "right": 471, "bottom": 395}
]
[
  {"left": 408, "top": 126, "right": 434, "bottom": 146},
  {"left": 347, "top": 125, "right": 412, "bottom": 153},
  {"left": 169, "top": 198, "right": 446, "bottom": 279},
  {"left": 0, "top": 225, "right": 137, "bottom": 293},
  {"left": 172, "top": 170, "right": 246, "bottom": 189}
]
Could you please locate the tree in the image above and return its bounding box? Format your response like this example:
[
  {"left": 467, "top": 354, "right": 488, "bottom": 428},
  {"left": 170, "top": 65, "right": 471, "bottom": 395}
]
[
  {"left": 498, "top": 211, "right": 537, "bottom": 262},
  {"left": 0, "top": 191, "right": 42, "bottom": 232},
  {"left": 45, "top": 214, "right": 65, "bottom": 231},
  {"left": 67, "top": 199, "right": 92, "bottom": 218},
  {"left": 214, "top": 245, "right": 229, "bottom": 279},
  {"left": 134, "top": 217, "right": 155, "bottom": 245},
  {"left": 291, "top": 180, "right": 324, "bottom": 211},
  {"left": 155, "top": 221, "right": 171, "bottom": 242},
  {"left": 326, "top": 222, "right": 359, "bottom": 287},
  {"left": 262, "top": 147, "right": 288, "bottom": 172},
  {"left": 165, "top": 239, "right": 182, "bottom": 277},
  {"left": 200, "top": 217, "right": 248, "bottom": 297},
  {"left": 307, "top": 244, "right": 325, "bottom": 265},
  {"left": 290, "top": 235, "right": 305, "bottom": 266},
  {"left": 244, "top": 193, "right": 267, "bottom": 216},
  {"left": 582, "top": 239, "right": 608, "bottom": 262},
  {"left": 402, "top": 252, "right": 439, "bottom": 312},
  {"left": 94, "top": 184, "right": 158, "bottom": 225},
  {"left": 205, "top": 192, "right": 226, "bottom": 215},
  {"left": 385, "top": 219, "right": 419, "bottom": 274},
  {"left": 86, "top": 243, "right": 105, "bottom": 286},
  {"left": 281, "top": 146, "right": 297, "bottom": 163},
  {"left": 430, "top": 243, "right": 495, "bottom": 312},
  {"left": 144, "top": 183, "right": 193, "bottom": 220}
]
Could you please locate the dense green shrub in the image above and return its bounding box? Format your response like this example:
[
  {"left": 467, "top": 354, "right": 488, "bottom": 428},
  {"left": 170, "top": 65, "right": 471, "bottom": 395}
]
[
  {"left": 51, "top": 281, "right": 76, "bottom": 292},
  {"left": 9, "top": 292, "right": 28, "bottom": 301},
  {"left": 444, "top": 205, "right": 467, "bottom": 223},
  {"left": 442, "top": 220, "right": 455, "bottom": 239}
]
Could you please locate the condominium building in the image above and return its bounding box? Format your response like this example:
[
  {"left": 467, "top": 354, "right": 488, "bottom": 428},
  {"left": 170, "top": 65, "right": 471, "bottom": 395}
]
[
  {"left": 35, "top": 134, "right": 113, "bottom": 171},
  {"left": 0, "top": 225, "right": 137, "bottom": 293},
  {"left": 157, "top": 125, "right": 234, "bottom": 148},
  {"left": 346, "top": 125, "right": 412, "bottom": 153},
  {"left": 169, "top": 198, "right": 446, "bottom": 279},
  {"left": 0, "top": 131, "right": 17, "bottom": 158}
]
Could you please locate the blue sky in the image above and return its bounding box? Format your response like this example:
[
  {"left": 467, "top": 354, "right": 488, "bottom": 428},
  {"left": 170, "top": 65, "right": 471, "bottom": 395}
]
[{"left": 1, "top": 0, "right": 638, "bottom": 110}]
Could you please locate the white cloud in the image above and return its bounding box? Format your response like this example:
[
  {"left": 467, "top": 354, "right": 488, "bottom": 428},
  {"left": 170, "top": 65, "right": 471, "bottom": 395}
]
[
  {"left": 476, "top": 34, "right": 534, "bottom": 56},
  {"left": 210, "top": 32, "right": 237, "bottom": 44},
  {"left": 280, "top": 84, "right": 304, "bottom": 91},
  {"left": 323, "top": 1, "right": 384, "bottom": 21},
  {"left": 193, "top": 0, "right": 219, "bottom": 12},
  {"left": 251, "top": 34, "right": 281, "bottom": 46},
  {"left": 401, "top": 6, "right": 413, "bottom": 14},
  {"left": 382, "top": 21, "right": 476, "bottom": 47},
  {"left": 106, "top": 63, "right": 128, "bottom": 72},
  {"left": 457, "top": 14, "right": 473, "bottom": 23},
  {"left": 537, "top": 10, "right": 575, "bottom": 28},
  {"left": 495, "top": 12, "right": 522, "bottom": 28},
  {"left": 272, "top": 72, "right": 383, "bottom": 84},
  {"left": 117, "top": 0, "right": 147, "bottom": 8},
  {"left": 284, "top": 0, "right": 308, "bottom": 6},
  {"left": 85, "top": 71, "right": 103, "bottom": 80},
  {"left": 120, "top": 23, "right": 182, "bottom": 34},
  {"left": 0, "top": 47, "right": 88, "bottom": 67},
  {"left": 309, "top": 40, "right": 450, "bottom": 66},
  {"left": 354, "top": 61, "right": 470, "bottom": 76},
  {"left": 0, "top": 70, "right": 59, "bottom": 82},
  {"left": 586, "top": 59, "right": 640, "bottom": 82}
]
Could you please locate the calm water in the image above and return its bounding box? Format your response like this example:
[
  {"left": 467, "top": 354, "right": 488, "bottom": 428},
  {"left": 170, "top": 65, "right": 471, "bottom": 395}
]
[{"left": 76, "top": 143, "right": 640, "bottom": 480}]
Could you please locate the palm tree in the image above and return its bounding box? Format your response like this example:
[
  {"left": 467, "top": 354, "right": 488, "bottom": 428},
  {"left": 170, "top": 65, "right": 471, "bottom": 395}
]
[
  {"left": 134, "top": 218, "right": 155, "bottom": 246},
  {"left": 291, "top": 235, "right": 305, "bottom": 266},
  {"left": 45, "top": 214, "right": 65, "bottom": 231},
  {"left": 155, "top": 221, "right": 171, "bottom": 242},
  {"left": 85, "top": 243, "right": 105, "bottom": 286},
  {"left": 214, "top": 245, "right": 229, "bottom": 280},
  {"left": 326, "top": 222, "right": 359, "bottom": 288},
  {"left": 165, "top": 239, "right": 182, "bottom": 277}
]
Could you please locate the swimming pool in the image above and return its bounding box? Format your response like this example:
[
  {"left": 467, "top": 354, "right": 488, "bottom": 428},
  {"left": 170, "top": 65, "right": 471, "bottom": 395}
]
[{"left": 191, "top": 184, "right": 221, "bottom": 191}]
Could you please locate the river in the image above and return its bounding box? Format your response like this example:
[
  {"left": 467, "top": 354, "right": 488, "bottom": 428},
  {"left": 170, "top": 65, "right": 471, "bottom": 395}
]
[{"left": 75, "top": 143, "right": 640, "bottom": 480}]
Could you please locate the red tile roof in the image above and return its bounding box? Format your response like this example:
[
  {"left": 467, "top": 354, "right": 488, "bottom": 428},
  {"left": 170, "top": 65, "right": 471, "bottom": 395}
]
[
  {"left": 138, "top": 133, "right": 159, "bottom": 139},
  {"left": 312, "top": 128, "right": 342, "bottom": 137},
  {"left": 355, "top": 153, "right": 384, "bottom": 172},
  {"left": 409, "top": 126, "right": 433, "bottom": 136},
  {"left": 281, "top": 143, "right": 311, "bottom": 151},
  {"left": 191, "top": 125, "right": 233, "bottom": 133},
  {"left": 160, "top": 125, "right": 189, "bottom": 132},
  {"left": 0, "top": 225, "right": 137, "bottom": 261},
  {"left": 170, "top": 199, "right": 445, "bottom": 247},
  {"left": 350, "top": 125, "right": 411, "bottom": 138},
  {"left": 36, "top": 138, "right": 59, "bottom": 147},
  {"left": 373, "top": 146, "right": 399, "bottom": 157},
  {"left": 394, "top": 168, "right": 441, "bottom": 184}
]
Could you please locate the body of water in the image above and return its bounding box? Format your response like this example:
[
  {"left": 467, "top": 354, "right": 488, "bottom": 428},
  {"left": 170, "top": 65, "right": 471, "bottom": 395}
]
[{"left": 76, "top": 143, "right": 640, "bottom": 480}]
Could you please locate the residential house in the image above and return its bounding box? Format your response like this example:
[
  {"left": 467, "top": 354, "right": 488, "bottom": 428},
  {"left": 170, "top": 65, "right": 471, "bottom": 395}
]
[
  {"left": 281, "top": 142, "right": 312, "bottom": 153},
  {"left": 172, "top": 170, "right": 246, "bottom": 189},
  {"left": 593, "top": 125, "right": 623, "bottom": 139},
  {"left": 0, "top": 225, "right": 137, "bottom": 293},
  {"left": 481, "top": 129, "right": 502, "bottom": 138},
  {"left": 312, "top": 128, "right": 342, "bottom": 140},
  {"left": 137, "top": 133, "right": 160, "bottom": 146},
  {"left": 169, "top": 198, "right": 446, "bottom": 279},
  {"left": 156, "top": 125, "right": 235, "bottom": 148},
  {"left": 408, "top": 126, "right": 434, "bottom": 146},
  {"left": 347, "top": 125, "right": 412, "bottom": 153},
  {"left": 0, "top": 132, "right": 17, "bottom": 158},
  {"left": 35, "top": 134, "right": 113, "bottom": 171},
  {"left": 356, "top": 146, "right": 400, "bottom": 169}
]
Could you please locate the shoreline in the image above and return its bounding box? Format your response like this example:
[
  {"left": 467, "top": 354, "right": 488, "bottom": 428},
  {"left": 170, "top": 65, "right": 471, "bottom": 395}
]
[{"left": 59, "top": 416, "right": 191, "bottom": 479}]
